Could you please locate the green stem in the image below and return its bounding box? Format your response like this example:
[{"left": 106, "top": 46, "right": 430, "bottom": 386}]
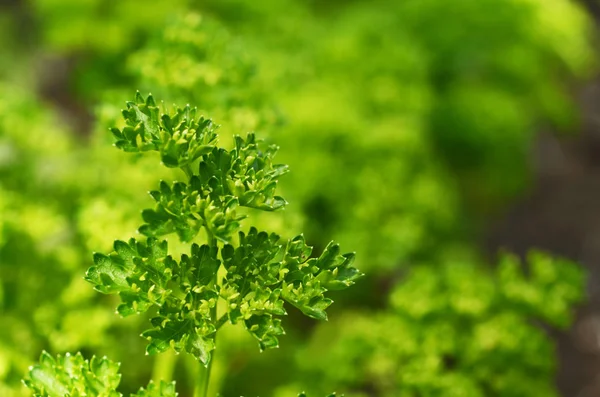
[
  {"left": 206, "top": 229, "right": 217, "bottom": 247},
  {"left": 194, "top": 297, "right": 218, "bottom": 397},
  {"left": 215, "top": 314, "right": 228, "bottom": 331},
  {"left": 151, "top": 349, "right": 177, "bottom": 383},
  {"left": 194, "top": 225, "right": 219, "bottom": 397},
  {"left": 194, "top": 359, "right": 213, "bottom": 397},
  {"left": 182, "top": 164, "right": 194, "bottom": 180}
]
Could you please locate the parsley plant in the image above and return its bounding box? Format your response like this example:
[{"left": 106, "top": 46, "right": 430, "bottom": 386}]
[{"left": 23, "top": 93, "right": 362, "bottom": 397}]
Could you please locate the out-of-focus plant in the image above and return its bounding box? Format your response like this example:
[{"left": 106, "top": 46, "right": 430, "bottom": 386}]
[
  {"left": 399, "top": 0, "right": 592, "bottom": 209},
  {"left": 250, "top": 0, "right": 593, "bottom": 271},
  {"left": 287, "top": 252, "right": 584, "bottom": 397},
  {"left": 0, "top": 85, "right": 101, "bottom": 397},
  {"left": 22, "top": 0, "right": 593, "bottom": 271},
  {"left": 127, "top": 13, "right": 281, "bottom": 138}
]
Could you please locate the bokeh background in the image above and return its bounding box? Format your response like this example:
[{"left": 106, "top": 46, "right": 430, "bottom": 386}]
[{"left": 2, "top": 0, "right": 600, "bottom": 396}]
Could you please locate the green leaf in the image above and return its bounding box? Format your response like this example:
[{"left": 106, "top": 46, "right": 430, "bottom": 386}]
[
  {"left": 315, "top": 250, "right": 363, "bottom": 291},
  {"left": 87, "top": 237, "right": 222, "bottom": 363},
  {"left": 86, "top": 238, "right": 174, "bottom": 317},
  {"left": 244, "top": 315, "right": 285, "bottom": 351},
  {"left": 139, "top": 179, "right": 246, "bottom": 243},
  {"left": 87, "top": 252, "right": 131, "bottom": 294},
  {"left": 218, "top": 227, "right": 362, "bottom": 350},
  {"left": 142, "top": 316, "right": 216, "bottom": 366},
  {"left": 112, "top": 93, "right": 218, "bottom": 168},
  {"left": 199, "top": 134, "right": 289, "bottom": 212},
  {"left": 184, "top": 244, "right": 220, "bottom": 286}
]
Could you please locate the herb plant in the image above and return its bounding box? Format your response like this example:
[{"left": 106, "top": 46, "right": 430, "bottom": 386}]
[
  {"left": 0, "top": 0, "right": 592, "bottom": 395},
  {"left": 22, "top": 93, "right": 362, "bottom": 396}
]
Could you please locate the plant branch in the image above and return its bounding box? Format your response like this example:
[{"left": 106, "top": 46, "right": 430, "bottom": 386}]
[
  {"left": 194, "top": 226, "right": 220, "bottom": 397},
  {"left": 151, "top": 349, "right": 177, "bottom": 383},
  {"left": 194, "top": 359, "right": 213, "bottom": 397},
  {"left": 182, "top": 164, "right": 194, "bottom": 180},
  {"left": 215, "top": 313, "right": 228, "bottom": 331}
]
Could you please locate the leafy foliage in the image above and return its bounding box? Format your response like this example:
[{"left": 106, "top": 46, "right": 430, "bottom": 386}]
[
  {"left": 137, "top": 135, "right": 288, "bottom": 243},
  {"left": 24, "top": 352, "right": 121, "bottom": 397},
  {"left": 294, "top": 252, "right": 584, "bottom": 397},
  {"left": 127, "top": 12, "right": 278, "bottom": 137},
  {"left": 85, "top": 93, "right": 361, "bottom": 367},
  {"left": 24, "top": 352, "right": 176, "bottom": 397},
  {"left": 23, "top": 349, "right": 338, "bottom": 397},
  {"left": 0, "top": 0, "right": 593, "bottom": 396},
  {"left": 111, "top": 92, "right": 218, "bottom": 168}
]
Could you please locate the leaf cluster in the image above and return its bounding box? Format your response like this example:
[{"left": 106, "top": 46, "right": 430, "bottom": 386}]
[
  {"left": 85, "top": 93, "right": 361, "bottom": 366},
  {"left": 23, "top": 351, "right": 335, "bottom": 396},
  {"left": 110, "top": 92, "right": 218, "bottom": 169},
  {"left": 23, "top": 351, "right": 176, "bottom": 397},
  {"left": 139, "top": 133, "right": 288, "bottom": 243},
  {"left": 296, "top": 251, "right": 584, "bottom": 397},
  {"left": 86, "top": 228, "right": 360, "bottom": 364}
]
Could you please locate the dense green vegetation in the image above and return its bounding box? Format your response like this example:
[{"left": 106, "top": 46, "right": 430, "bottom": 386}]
[{"left": 0, "top": 0, "right": 594, "bottom": 395}]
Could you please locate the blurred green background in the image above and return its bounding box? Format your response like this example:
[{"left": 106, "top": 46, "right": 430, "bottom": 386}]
[{"left": 1, "top": 0, "right": 599, "bottom": 395}]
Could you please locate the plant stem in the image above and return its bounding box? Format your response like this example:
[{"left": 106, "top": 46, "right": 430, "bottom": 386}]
[
  {"left": 195, "top": 225, "right": 219, "bottom": 397},
  {"left": 194, "top": 359, "right": 213, "bottom": 397},
  {"left": 194, "top": 299, "right": 218, "bottom": 397},
  {"left": 151, "top": 349, "right": 177, "bottom": 383},
  {"left": 215, "top": 314, "right": 228, "bottom": 331},
  {"left": 182, "top": 164, "right": 194, "bottom": 180}
]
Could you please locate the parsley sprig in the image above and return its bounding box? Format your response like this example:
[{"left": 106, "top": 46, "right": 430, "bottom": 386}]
[{"left": 24, "top": 93, "right": 360, "bottom": 397}]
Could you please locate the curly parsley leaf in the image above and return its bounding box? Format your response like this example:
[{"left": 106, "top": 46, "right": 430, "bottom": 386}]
[
  {"left": 138, "top": 133, "right": 288, "bottom": 243},
  {"left": 86, "top": 228, "right": 361, "bottom": 362},
  {"left": 111, "top": 92, "right": 217, "bottom": 168},
  {"left": 220, "top": 227, "right": 362, "bottom": 349},
  {"left": 139, "top": 179, "right": 245, "bottom": 243}
]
